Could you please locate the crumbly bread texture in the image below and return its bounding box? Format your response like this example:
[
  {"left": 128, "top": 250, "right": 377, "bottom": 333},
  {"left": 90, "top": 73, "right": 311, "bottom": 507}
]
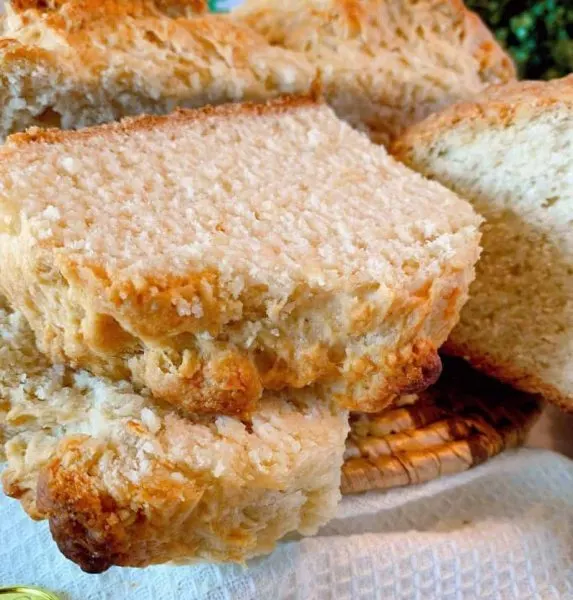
[
  {"left": 393, "top": 75, "right": 573, "bottom": 411},
  {"left": 343, "top": 357, "right": 541, "bottom": 494},
  {"left": 234, "top": 0, "right": 516, "bottom": 145},
  {"left": 0, "top": 299, "right": 349, "bottom": 573},
  {"left": 0, "top": 0, "right": 315, "bottom": 140},
  {"left": 0, "top": 98, "right": 481, "bottom": 415}
]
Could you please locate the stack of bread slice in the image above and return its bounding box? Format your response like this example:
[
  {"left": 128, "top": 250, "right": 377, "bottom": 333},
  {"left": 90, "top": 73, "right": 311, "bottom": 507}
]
[
  {"left": 0, "top": 95, "right": 485, "bottom": 570},
  {"left": 0, "top": 0, "right": 546, "bottom": 574}
]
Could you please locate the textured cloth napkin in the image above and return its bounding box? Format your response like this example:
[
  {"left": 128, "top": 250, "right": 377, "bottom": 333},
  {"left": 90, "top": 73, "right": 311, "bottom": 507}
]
[{"left": 1, "top": 448, "right": 573, "bottom": 599}]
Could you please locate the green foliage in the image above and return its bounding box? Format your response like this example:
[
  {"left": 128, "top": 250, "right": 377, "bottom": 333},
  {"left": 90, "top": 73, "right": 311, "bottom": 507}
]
[{"left": 466, "top": 0, "right": 573, "bottom": 79}]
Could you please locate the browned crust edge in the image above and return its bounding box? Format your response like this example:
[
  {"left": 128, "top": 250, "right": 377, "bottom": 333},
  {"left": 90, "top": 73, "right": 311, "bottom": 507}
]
[
  {"left": 9, "top": 0, "right": 207, "bottom": 17},
  {"left": 461, "top": 7, "right": 516, "bottom": 82},
  {"left": 338, "top": 340, "right": 442, "bottom": 413},
  {"left": 36, "top": 463, "right": 119, "bottom": 574},
  {"left": 391, "top": 76, "right": 573, "bottom": 161},
  {"left": 393, "top": 341, "right": 442, "bottom": 395},
  {"left": 4, "top": 95, "right": 323, "bottom": 149},
  {"left": 443, "top": 340, "right": 573, "bottom": 413}
]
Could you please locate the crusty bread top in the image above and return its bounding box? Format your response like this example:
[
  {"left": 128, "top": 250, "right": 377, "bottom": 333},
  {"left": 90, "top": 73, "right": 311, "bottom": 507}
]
[
  {"left": 236, "top": 0, "right": 516, "bottom": 88},
  {"left": 6, "top": 0, "right": 207, "bottom": 22},
  {"left": 0, "top": 97, "right": 479, "bottom": 297},
  {"left": 234, "top": 0, "right": 515, "bottom": 145},
  {"left": 1, "top": 0, "right": 276, "bottom": 57},
  {"left": 393, "top": 75, "right": 573, "bottom": 157},
  {"left": 0, "top": 0, "right": 317, "bottom": 138}
]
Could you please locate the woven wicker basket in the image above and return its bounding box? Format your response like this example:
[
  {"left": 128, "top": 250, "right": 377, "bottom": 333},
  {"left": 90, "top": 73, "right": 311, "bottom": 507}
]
[{"left": 342, "top": 358, "right": 542, "bottom": 494}]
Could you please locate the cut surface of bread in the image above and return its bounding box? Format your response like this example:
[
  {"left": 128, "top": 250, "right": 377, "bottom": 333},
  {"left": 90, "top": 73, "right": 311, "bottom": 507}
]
[
  {"left": 234, "top": 0, "right": 516, "bottom": 145},
  {"left": 393, "top": 75, "right": 573, "bottom": 411},
  {"left": 343, "top": 357, "right": 542, "bottom": 494},
  {"left": 0, "top": 0, "right": 315, "bottom": 140},
  {"left": 0, "top": 299, "right": 350, "bottom": 573},
  {"left": 0, "top": 98, "right": 481, "bottom": 415}
]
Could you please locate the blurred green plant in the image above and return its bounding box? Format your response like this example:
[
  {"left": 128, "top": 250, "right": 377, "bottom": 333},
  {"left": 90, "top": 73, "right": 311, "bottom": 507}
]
[
  {"left": 466, "top": 0, "right": 573, "bottom": 79},
  {"left": 208, "top": 0, "right": 238, "bottom": 12}
]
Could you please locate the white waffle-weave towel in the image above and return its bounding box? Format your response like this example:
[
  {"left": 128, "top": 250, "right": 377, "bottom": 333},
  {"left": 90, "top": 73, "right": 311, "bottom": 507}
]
[{"left": 1, "top": 449, "right": 573, "bottom": 599}]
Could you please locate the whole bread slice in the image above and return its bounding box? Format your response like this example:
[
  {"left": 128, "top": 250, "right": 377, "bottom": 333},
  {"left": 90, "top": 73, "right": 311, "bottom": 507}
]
[
  {"left": 0, "top": 0, "right": 315, "bottom": 140},
  {"left": 234, "top": 0, "right": 516, "bottom": 145},
  {"left": 393, "top": 75, "right": 573, "bottom": 411},
  {"left": 0, "top": 97, "right": 481, "bottom": 416},
  {"left": 0, "top": 299, "right": 349, "bottom": 573}
]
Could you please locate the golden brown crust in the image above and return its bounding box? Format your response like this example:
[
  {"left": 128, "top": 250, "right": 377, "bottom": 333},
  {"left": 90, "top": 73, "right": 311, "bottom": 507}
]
[
  {"left": 37, "top": 452, "right": 120, "bottom": 573},
  {"left": 36, "top": 437, "right": 206, "bottom": 573},
  {"left": 338, "top": 339, "right": 442, "bottom": 412},
  {"left": 5, "top": 95, "right": 321, "bottom": 149},
  {"left": 460, "top": 7, "right": 516, "bottom": 83},
  {"left": 392, "top": 75, "right": 573, "bottom": 161},
  {"left": 9, "top": 0, "right": 207, "bottom": 19},
  {"left": 238, "top": 0, "right": 515, "bottom": 82},
  {"left": 342, "top": 357, "right": 542, "bottom": 494},
  {"left": 133, "top": 346, "right": 264, "bottom": 416},
  {"left": 388, "top": 339, "right": 443, "bottom": 396}
]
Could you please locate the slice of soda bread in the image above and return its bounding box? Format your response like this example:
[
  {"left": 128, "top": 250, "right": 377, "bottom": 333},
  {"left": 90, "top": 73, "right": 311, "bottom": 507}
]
[
  {"left": 0, "top": 97, "right": 481, "bottom": 415},
  {"left": 393, "top": 76, "right": 573, "bottom": 411}
]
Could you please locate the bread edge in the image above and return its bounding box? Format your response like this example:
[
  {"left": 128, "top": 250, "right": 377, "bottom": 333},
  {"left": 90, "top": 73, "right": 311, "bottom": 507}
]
[
  {"left": 392, "top": 75, "right": 573, "bottom": 413},
  {"left": 392, "top": 76, "right": 573, "bottom": 160},
  {"left": 452, "top": 0, "right": 517, "bottom": 82},
  {"left": 8, "top": 0, "right": 208, "bottom": 17},
  {"left": 3, "top": 94, "right": 323, "bottom": 150},
  {"left": 443, "top": 340, "right": 573, "bottom": 413}
]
